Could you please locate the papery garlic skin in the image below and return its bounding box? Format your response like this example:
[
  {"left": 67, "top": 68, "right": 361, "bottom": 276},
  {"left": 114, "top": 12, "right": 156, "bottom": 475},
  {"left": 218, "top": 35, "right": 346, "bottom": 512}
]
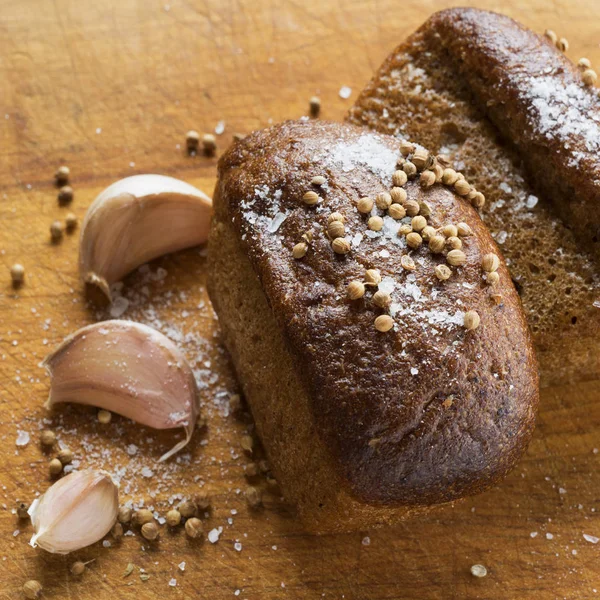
[
  {"left": 43, "top": 320, "right": 200, "bottom": 461},
  {"left": 29, "top": 469, "right": 118, "bottom": 554},
  {"left": 80, "top": 174, "right": 212, "bottom": 302}
]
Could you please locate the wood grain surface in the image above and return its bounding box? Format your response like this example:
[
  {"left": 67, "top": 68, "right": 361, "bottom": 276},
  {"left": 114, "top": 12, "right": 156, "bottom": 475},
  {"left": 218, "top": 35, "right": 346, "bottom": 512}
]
[{"left": 1, "top": 1, "right": 599, "bottom": 598}]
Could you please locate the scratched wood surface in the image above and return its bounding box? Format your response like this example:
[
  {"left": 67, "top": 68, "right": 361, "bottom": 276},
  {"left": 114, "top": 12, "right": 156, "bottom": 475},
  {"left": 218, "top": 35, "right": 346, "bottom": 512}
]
[{"left": 1, "top": 1, "right": 600, "bottom": 598}]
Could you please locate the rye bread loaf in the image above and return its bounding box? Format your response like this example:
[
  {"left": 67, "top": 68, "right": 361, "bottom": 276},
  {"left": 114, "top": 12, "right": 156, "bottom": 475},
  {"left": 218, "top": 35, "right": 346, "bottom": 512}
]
[
  {"left": 348, "top": 7, "right": 600, "bottom": 387},
  {"left": 207, "top": 119, "right": 539, "bottom": 533}
]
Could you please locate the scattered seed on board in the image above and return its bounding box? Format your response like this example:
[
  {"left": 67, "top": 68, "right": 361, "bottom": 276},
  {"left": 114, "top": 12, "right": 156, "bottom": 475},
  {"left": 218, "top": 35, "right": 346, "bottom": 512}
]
[
  {"left": 388, "top": 204, "right": 406, "bottom": 220},
  {"left": 10, "top": 263, "right": 25, "bottom": 284},
  {"left": 302, "top": 230, "right": 313, "bottom": 243},
  {"left": 429, "top": 235, "right": 446, "bottom": 254},
  {"left": 398, "top": 223, "right": 412, "bottom": 236},
  {"left": 118, "top": 506, "right": 132, "bottom": 524},
  {"left": 486, "top": 271, "right": 500, "bottom": 285},
  {"left": 357, "top": 197, "right": 374, "bottom": 214},
  {"left": 178, "top": 501, "right": 197, "bottom": 519},
  {"left": 332, "top": 237, "right": 351, "bottom": 255},
  {"left": 400, "top": 140, "right": 415, "bottom": 156},
  {"left": 195, "top": 490, "right": 211, "bottom": 511},
  {"left": 421, "top": 225, "right": 436, "bottom": 240},
  {"left": 411, "top": 216, "right": 427, "bottom": 232},
  {"left": 65, "top": 213, "right": 78, "bottom": 231},
  {"left": 457, "top": 222, "right": 473, "bottom": 237},
  {"left": 17, "top": 502, "right": 29, "bottom": 519},
  {"left": 392, "top": 170, "right": 408, "bottom": 187},
  {"left": 447, "top": 249, "right": 467, "bottom": 266},
  {"left": 435, "top": 264, "right": 452, "bottom": 281},
  {"left": 442, "top": 224, "right": 458, "bottom": 238},
  {"left": 556, "top": 37, "right": 569, "bottom": 52},
  {"left": 141, "top": 522, "right": 159, "bottom": 541},
  {"left": 404, "top": 200, "right": 420, "bottom": 217},
  {"left": 432, "top": 163, "right": 444, "bottom": 182},
  {"left": 446, "top": 236, "right": 462, "bottom": 250},
  {"left": 202, "top": 133, "right": 217, "bottom": 156},
  {"left": 374, "top": 315, "right": 394, "bottom": 332},
  {"left": 464, "top": 310, "right": 481, "bottom": 330},
  {"left": 419, "top": 170, "right": 436, "bottom": 187},
  {"left": 347, "top": 280, "right": 365, "bottom": 300},
  {"left": 111, "top": 522, "right": 123, "bottom": 540},
  {"left": 49, "top": 458, "right": 63, "bottom": 477},
  {"left": 578, "top": 57, "right": 592, "bottom": 70},
  {"left": 292, "top": 242, "right": 308, "bottom": 259},
  {"left": 401, "top": 255, "right": 416, "bottom": 271},
  {"left": 241, "top": 434, "right": 254, "bottom": 453},
  {"left": 309, "top": 96, "right": 321, "bottom": 117},
  {"left": 373, "top": 290, "right": 392, "bottom": 309},
  {"left": 368, "top": 216, "right": 384, "bottom": 231},
  {"left": 132, "top": 509, "right": 155, "bottom": 527},
  {"left": 436, "top": 154, "right": 451, "bottom": 168},
  {"left": 364, "top": 269, "right": 381, "bottom": 286},
  {"left": 311, "top": 175, "right": 327, "bottom": 186},
  {"left": 50, "top": 220, "right": 64, "bottom": 241},
  {"left": 470, "top": 564, "right": 488, "bottom": 578},
  {"left": 482, "top": 253, "right": 500, "bottom": 272},
  {"left": 375, "top": 192, "right": 392, "bottom": 210},
  {"left": 454, "top": 179, "right": 471, "bottom": 196},
  {"left": 583, "top": 69, "right": 598, "bottom": 86},
  {"left": 544, "top": 29, "right": 558, "bottom": 44},
  {"left": 442, "top": 168, "right": 459, "bottom": 186},
  {"left": 58, "top": 448, "right": 73, "bottom": 465},
  {"left": 245, "top": 486, "right": 263, "bottom": 508},
  {"left": 70, "top": 561, "right": 87, "bottom": 576},
  {"left": 412, "top": 148, "right": 430, "bottom": 170},
  {"left": 165, "top": 509, "right": 181, "bottom": 527},
  {"left": 406, "top": 232, "right": 422, "bottom": 249},
  {"left": 185, "top": 517, "right": 203, "bottom": 538},
  {"left": 419, "top": 201, "right": 432, "bottom": 217},
  {"left": 97, "top": 409, "right": 112, "bottom": 424},
  {"left": 471, "top": 192, "right": 486, "bottom": 209},
  {"left": 54, "top": 165, "right": 70, "bottom": 185},
  {"left": 23, "top": 580, "right": 42, "bottom": 599},
  {"left": 327, "top": 221, "right": 345, "bottom": 239},
  {"left": 302, "top": 190, "right": 319, "bottom": 206},
  {"left": 186, "top": 130, "right": 200, "bottom": 150},
  {"left": 390, "top": 187, "right": 407, "bottom": 204},
  {"left": 58, "top": 185, "right": 74, "bottom": 205},
  {"left": 402, "top": 161, "right": 417, "bottom": 178}
]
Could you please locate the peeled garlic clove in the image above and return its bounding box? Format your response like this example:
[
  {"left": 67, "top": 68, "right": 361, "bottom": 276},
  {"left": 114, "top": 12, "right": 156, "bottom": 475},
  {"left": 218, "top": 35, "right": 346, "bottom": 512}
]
[
  {"left": 80, "top": 174, "right": 212, "bottom": 302},
  {"left": 29, "top": 469, "right": 118, "bottom": 554},
  {"left": 43, "top": 320, "right": 200, "bottom": 461}
]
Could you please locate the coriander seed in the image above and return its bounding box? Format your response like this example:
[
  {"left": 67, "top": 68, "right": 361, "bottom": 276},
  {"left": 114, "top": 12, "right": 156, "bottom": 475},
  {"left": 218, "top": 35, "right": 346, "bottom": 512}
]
[
  {"left": 111, "top": 522, "right": 123, "bottom": 540},
  {"left": 578, "top": 57, "right": 592, "bottom": 70},
  {"left": 132, "top": 509, "right": 154, "bottom": 527},
  {"left": 412, "top": 148, "right": 430, "bottom": 171},
  {"left": 311, "top": 175, "right": 326, "bottom": 186},
  {"left": 292, "top": 242, "right": 308, "bottom": 259},
  {"left": 471, "top": 191, "right": 485, "bottom": 209},
  {"left": 309, "top": 96, "right": 321, "bottom": 117},
  {"left": 23, "top": 580, "right": 42, "bottom": 599},
  {"left": 486, "top": 271, "right": 500, "bottom": 285},
  {"left": 388, "top": 204, "right": 406, "bottom": 220},
  {"left": 185, "top": 517, "right": 203, "bottom": 538},
  {"left": 464, "top": 310, "right": 481, "bottom": 330},
  {"left": 544, "top": 29, "right": 558, "bottom": 44},
  {"left": 245, "top": 486, "right": 263, "bottom": 508},
  {"left": 327, "top": 220, "right": 345, "bottom": 239},
  {"left": 406, "top": 232, "right": 422, "bottom": 249},
  {"left": 327, "top": 211, "right": 344, "bottom": 223},
  {"left": 400, "top": 255, "right": 415, "bottom": 271},
  {"left": 432, "top": 163, "right": 444, "bottom": 182},
  {"left": 392, "top": 170, "right": 408, "bottom": 187},
  {"left": 202, "top": 133, "right": 217, "bottom": 156},
  {"left": 470, "top": 564, "right": 488, "bottom": 578},
  {"left": 457, "top": 222, "right": 473, "bottom": 237},
  {"left": 454, "top": 179, "right": 471, "bottom": 196},
  {"left": 117, "top": 506, "right": 132, "bottom": 524},
  {"left": 491, "top": 293, "right": 503, "bottom": 305},
  {"left": 421, "top": 225, "right": 436, "bottom": 240},
  {"left": 357, "top": 197, "right": 373, "bottom": 214},
  {"left": 446, "top": 236, "right": 462, "bottom": 250},
  {"left": 195, "top": 490, "right": 211, "bottom": 511},
  {"left": 411, "top": 215, "right": 427, "bottom": 232},
  {"left": 97, "top": 409, "right": 112, "bottom": 424},
  {"left": 49, "top": 458, "right": 63, "bottom": 476},
  {"left": 50, "top": 220, "right": 64, "bottom": 241},
  {"left": 429, "top": 235, "right": 446, "bottom": 254},
  {"left": 398, "top": 223, "right": 412, "bottom": 236},
  {"left": 65, "top": 213, "right": 78, "bottom": 231},
  {"left": 374, "top": 315, "right": 394, "bottom": 332},
  {"left": 347, "top": 280, "right": 365, "bottom": 300},
  {"left": 442, "top": 168, "right": 459, "bottom": 185},
  {"left": 241, "top": 434, "right": 254, "bottom": 453},
  {"left": 368, "top": 216, "right": 384, "bottom": 231},
  {"left": 419, "top": 170, "right": 436, "bottom": 187},
  {"left": 400, "top": 140, "right": 415, "bottom": 156},
  {"left": 482, "top": 253, "right": 500, "bottom": 272},
  {"left": 332, "top": 237, "right": 351, "bottom": 254},
  {"left": 442, "top": 224, "right": 458, "bottom": 238},
  {"left": 364, "top": 269, "right": 381, "bottom": 286},
  {"left": 10, "top": 263, "right": 25, "bottom": 284},
  {"left": 436, "top": 154, "right": 451, "bottom": 168},
  {"left": 70, "top": 561, "right": 87, "bottom": 576},
  {"left": 419, "top": 201, "right": 432, "bottom": 217},
  {"left": 583, "top": 69, "right": 598, "bottom": 86},
  {"left": 404, "top": 199, "right": 420, "bottom": 217},
  {"left": 402, "top": 161, "right": 417, "bottom": 178},
  {"left": 178, "top": 500, "right": 197, "bottom": 519},
  {"left": 302, "top": 190, "right": 319, "bottom": 206},
  {"left": 58, "top": 185, "right": 73, "bottom": 204},
  {"left": 141, "top": 522, "right": 159, "bottom": 541},
  {"left": 435, "top": 264, "right": 452, "bottom": 281},
  {"left": 375, "top": 192, "right": 392, "bottom": 210},
  {"left": 390, "top": 187, "right": 407, "bottom": 204},
  {"left": 186, "top": 130, "right": 200, "bottom": 150},
  {"left": 54, "top": 165, "right": 70, "bottom": 185},
  {"left": 166, "top": 509, "right": 182, "bottom": 527},
  {"left": 57, "top": 448, "right": 73, "bottom": 465},
  {"left": 447, "top": 249, "right": 467, "bottom": 266},
  {"left": 17, "top": 502, "right": 29, "bottom": 519},
  {"left": 556, "top": 37, "right": 569, "bottom": 52},
  {"left": 373, "top": 290, "right": 392, "bottom": 309}
]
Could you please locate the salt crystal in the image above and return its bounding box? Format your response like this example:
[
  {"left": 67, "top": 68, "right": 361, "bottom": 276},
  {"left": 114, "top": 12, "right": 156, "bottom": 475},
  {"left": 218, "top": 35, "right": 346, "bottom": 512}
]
[
  {"left": 15, "top": 431, "right": 29, "bottom": 447},
  {"left": 127, "top": 444, "right": 138, "bottom": 456},
  {"left": 13, "top": 530, "right": 20, "bottom": 537},
  {"left": 361, "top": 536, "right": 370, "bottom": 546},
  {"left": 339, "top": 86, "right": 352, "bottom": 99},
  {"left": 208, "top": 528, "right": 221, "bottom": 543},
  {"left": 178, "top": 561, "right": 186, "bottom": 571},
  {"left": 526, "top": 195, "right": 539, "bottom": 208},
  {"left": 583, "top": 533, "right": 599, "bottom": 544},
  {"left": 215, "top": 121, "right": 225, "bottom": 135},
  {"left": 530, "top": 531, "right": 538, "bottom": 538},
  {"left": 103, "top": 540, "right": 111, "bottom": 548},
  {"left": 141, "top": 467, "right": 154, "bottom": 478},
  {"left": 109, "top": 296, "right": 130, "bottom": 318},
  {"left": 169, "top": 578, "right": 177, "bottom": 587},
  {"left": 234, "top": 542, "right": 242, "bottom": 552},
  {"left": 546, "top": 533, "right": 554, "bottom": 540},
  {"left": 410, "top": 368, "right": 419, "bottom": 376},
  {"left": 496, "top": 230, "right": 508, "bottom": 244}
]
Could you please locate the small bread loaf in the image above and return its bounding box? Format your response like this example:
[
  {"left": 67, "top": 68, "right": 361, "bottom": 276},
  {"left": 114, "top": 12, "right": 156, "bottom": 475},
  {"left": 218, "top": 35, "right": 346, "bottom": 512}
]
[
  {"left": 208, "top": 120, "right": 538, "bottom": 533},
  {"left": 348, "top": 8, "right": 600, "bottom": 387}
]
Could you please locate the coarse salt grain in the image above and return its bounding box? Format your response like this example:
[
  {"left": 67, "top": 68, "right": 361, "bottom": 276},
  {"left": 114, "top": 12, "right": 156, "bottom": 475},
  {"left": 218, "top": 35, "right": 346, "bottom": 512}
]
[
  {"left": 16, "top": 431, "right": 30, "bottom": 447},
  {"left": 208, "top": 528, "right": 221, "bottom": 543},
  {"left": 234, "top": 542, "right": 242, "bottom": 552},
  {"left": 169, "top": 578, "right": 177, "bottom": 587},
  {"left": 339, "top": 86, "right": 352, "bottom": 99},
  {"left": 178, "top": 562, "right": 186, "bottom": 571},
  {"left": 583, "top": 533, "right": 599, "bottom": 544}
]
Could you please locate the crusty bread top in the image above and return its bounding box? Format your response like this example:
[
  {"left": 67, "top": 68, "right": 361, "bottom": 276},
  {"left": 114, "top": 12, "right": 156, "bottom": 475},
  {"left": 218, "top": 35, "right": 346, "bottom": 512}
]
[
  {"left": 425, "top": 8, "right": 600, "bottom": 254},
  {"left": 214, "top": 120, "right": 538, "bottom": 506}
]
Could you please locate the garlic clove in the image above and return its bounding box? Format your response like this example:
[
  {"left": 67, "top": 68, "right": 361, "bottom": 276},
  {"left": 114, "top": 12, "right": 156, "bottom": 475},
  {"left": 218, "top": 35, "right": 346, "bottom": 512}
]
[
  {"left": 43, "top": 320, "right": 200, "bottom": 461},
  {"left": 80, "top": 174, "right": 212, "bottom": 302},
  {"left": 29, "top": 469, "right": 118, "bottom": 554}
]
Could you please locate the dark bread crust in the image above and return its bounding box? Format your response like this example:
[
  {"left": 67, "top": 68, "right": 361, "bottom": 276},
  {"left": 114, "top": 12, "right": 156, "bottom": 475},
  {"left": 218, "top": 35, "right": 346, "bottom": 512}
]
[
  {"left": 208, "top": 120, "right": 538, "bottom": 517},
  {"left": 348, "top": 8, "right": 600, "bottom": 387}
]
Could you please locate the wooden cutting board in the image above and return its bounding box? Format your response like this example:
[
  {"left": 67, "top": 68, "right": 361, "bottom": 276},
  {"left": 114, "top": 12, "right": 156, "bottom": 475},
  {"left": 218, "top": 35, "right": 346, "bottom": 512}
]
[{"left": 1, "top": 1, "right": 599, "bottom": 598}]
